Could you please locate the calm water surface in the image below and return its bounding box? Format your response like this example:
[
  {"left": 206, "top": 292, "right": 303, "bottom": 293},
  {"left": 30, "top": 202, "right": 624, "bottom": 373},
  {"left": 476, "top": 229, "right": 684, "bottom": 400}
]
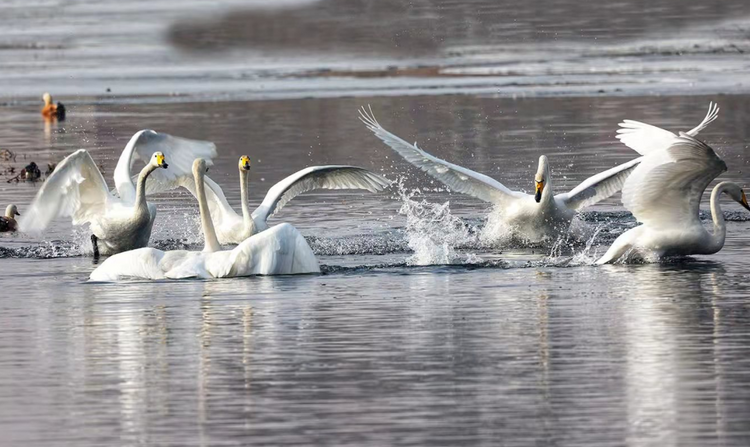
[{"left": 2, "top": 1, "right": 750, "bottom": 445}]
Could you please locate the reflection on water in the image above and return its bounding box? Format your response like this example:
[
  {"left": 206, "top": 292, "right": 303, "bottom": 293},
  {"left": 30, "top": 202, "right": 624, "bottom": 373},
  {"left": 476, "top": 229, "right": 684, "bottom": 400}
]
[{"left": 2, "top": 261, "right": 750, "bottom": 445}]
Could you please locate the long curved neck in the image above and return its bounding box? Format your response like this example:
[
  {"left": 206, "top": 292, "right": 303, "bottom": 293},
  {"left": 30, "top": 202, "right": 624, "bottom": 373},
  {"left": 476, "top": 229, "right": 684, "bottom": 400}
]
[
  {"left": 708, "top": 184, "right": 727, "bottom": 252},
  {"left": 195, "top": 170, "right": 222, "bottom": 253},
  {"left": 540, "top": 169, "right": 554, "bottom": 206},
  {"left": 239, "top": 169, "right": 254, "bottom": 232},
  {"left": 134, "top": 164, "right": 157, "bottom": 213}
]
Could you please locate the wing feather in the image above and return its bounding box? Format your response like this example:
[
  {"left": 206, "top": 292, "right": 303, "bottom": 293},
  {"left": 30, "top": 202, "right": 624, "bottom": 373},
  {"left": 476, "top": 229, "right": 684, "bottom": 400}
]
[
  {"left": 557, "top": 157, "right": 642, "bottom": 210},
  {"left": 19, "top": 149, "right": 112, "bottom": 233},
  {"left": 620, "top": 135, "right": 726, "bottom": 227},
  {"left": 252, "top": 166, "right": 391, "bottom": 224},
  {"left": 114, "top": 130, "right": 218, "bottom": 202},
  {"left": 616, "top": 102, "right": 719, "bottom": 155},
  {"left": 359, "top": 106, "right": 525, "bottom": 205}
]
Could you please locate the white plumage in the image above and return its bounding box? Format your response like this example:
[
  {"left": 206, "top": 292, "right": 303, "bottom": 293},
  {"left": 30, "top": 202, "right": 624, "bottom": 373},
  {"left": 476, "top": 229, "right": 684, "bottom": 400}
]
[
  {"left": 360, "top": 106, "right": 641, "bottom": 242},
  {"left": 597, "top": 105, "right": 750, "bottom": 264},
  {"left": 90, "top": 159, "right": 319, "bottom": 281},
  {"left": 181, "top": 155, "right": 391, "bottom": 245},
  {"left": 19, "top": 130, "right": 216, "bottom": 255}
]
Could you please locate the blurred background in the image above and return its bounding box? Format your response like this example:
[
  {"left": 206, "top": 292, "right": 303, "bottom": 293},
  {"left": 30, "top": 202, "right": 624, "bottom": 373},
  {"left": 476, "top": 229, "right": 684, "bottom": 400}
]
[{"left": 1, "top": 0, "right": 749, "bottom": 100}]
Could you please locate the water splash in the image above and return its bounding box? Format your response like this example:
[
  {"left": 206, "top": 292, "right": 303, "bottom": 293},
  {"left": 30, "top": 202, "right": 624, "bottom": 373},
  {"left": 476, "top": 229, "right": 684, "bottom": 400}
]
[{"left": 396, "top": 180, "right": 480, "bottom": 266}]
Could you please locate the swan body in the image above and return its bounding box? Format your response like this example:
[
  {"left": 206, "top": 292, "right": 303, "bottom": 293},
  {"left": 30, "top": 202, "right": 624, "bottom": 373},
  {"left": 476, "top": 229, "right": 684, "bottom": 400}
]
[
  {"left": 90, "top": 159, "right": 319, "bottom": 281},
  {"left": 596, "top": 135, "right": 749, "bottom": 264},
  {"left": 184, "top": 155, "right": 391, "bottom": 245},
  {"left": 19, "top": 130, "right": 217, "bottom": 255},
  {"left": 89, "top": 223, "right": 319, "bottom": 280},
  {"left": 0, "top": 204, "right": 20, "bottom": 232},
  {"left": 360, "top": 106, "right": 641, "bottom": 242}
]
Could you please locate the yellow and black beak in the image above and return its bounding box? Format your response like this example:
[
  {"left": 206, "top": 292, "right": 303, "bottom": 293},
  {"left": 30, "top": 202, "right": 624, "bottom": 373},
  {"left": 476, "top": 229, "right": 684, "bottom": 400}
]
[
  {"left": 240, "top": 156, "right": 251, "bottom": 171},
  {"left": 156, "top": 154, "right": 168, "bottom": 169},
  {"left": 535, "top": 181, "right": 544, "bottom": 203},
  {"left": 741, "top": 190, "right": 750, "bottom": 212}
]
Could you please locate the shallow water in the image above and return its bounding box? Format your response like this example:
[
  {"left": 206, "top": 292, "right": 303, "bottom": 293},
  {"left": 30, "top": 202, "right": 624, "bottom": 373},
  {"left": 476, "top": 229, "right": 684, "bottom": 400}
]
[{"left": 3, "top": 1, "right": 750, "bottom": 445}]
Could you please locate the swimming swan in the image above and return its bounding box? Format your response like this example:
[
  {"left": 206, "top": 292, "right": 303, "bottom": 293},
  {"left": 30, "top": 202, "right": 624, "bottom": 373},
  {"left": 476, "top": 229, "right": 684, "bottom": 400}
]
[
  {"left": 596, "top": 133, "right": 750, "bottom": 264},
  {"left": 19, "top": 130, "right": 217, "bottom": 255},
  {"left": 89, "top": 159, "right": 319, "bottom": 281},
  {"left": 360, "top": 106, "right": 642, "bottom": 242},
  {"left": 180, "top": 155, "right": 391, "bottom": 245}
]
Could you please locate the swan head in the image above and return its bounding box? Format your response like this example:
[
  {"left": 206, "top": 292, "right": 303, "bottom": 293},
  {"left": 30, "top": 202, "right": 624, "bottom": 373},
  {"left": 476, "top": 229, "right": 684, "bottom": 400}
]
[
  {"left": 5, "top": 204, "right": 19, "bottom": 218},
  {"left": 193, "top": 158, "right": 208, "bottom": 177},
  {"left": 238, "top": 155, "right": 251, "bottom": 172},
  {"left": 534, "top": 155, "right": 549, "bottom": 203},
  {"left": 42, "top": 92, "right": 52, "bottom": 106},
  {"left": 151, "top": 152, "right": 168, "bottom": 169},
  {"left": 722, "top": 183, "right": 750, "bottom": 212}
]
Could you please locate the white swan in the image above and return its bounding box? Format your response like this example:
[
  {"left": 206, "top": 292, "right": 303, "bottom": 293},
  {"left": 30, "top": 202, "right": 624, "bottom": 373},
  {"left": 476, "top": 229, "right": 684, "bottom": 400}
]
[
  {"left": 181, "top": 155, "right": 391, "bottom": 245},
  {"left": 19, "top": 130, "right": 217, "bottom": 255},
  {"left": 596, "top": 138, "right": 750, "bottom": 263},
  {"left": 360, "top": 106, "right": 642, "bottom": 242},
  {"left": 90, "top": 159, "right": 319, "bottom": 281}
]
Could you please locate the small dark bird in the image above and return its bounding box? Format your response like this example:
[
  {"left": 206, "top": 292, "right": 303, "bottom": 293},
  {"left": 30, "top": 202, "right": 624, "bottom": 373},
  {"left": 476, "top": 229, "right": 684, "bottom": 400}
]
[
  {"left": 41, "top": 92, "right": 66, "bottom": 120},
  {"left": 0, "top": 204, "right": 20, "bottom": 232},
  {"left": 21, "top": 162, "right": 41, "bottom": 181},
  {"left": 45, "top": 163, "right": 56, "bottom": 177}
]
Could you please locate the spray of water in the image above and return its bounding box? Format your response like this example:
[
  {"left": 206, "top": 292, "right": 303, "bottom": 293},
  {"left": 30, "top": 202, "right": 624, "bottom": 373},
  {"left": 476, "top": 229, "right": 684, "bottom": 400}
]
[{"left": 396, "top": 179, "right": 480, "bottom": 266}]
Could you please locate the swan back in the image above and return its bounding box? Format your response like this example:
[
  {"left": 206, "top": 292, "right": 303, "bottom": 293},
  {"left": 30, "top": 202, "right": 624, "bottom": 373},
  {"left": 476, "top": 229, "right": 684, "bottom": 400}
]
[
  {"left": 621, "top": 135, "right": 726, "bottom": 228},
  {"left": 207, "top": 223, "right": 319, "bottom": 277}
]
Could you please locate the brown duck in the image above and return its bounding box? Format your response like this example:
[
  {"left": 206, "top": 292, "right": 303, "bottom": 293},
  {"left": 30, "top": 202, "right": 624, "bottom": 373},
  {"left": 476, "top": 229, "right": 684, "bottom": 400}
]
[{"left": 41, "top": 93, "right": 66, "bottom": 120}]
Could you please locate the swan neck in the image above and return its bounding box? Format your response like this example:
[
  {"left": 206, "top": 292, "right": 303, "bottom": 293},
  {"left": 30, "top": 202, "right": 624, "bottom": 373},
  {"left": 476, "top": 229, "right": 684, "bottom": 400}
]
[
  {"left": 239, "top": 169, "right": 254, "bottom": 230},
  {"left": 134, "top": 164, "right": 157, "bottom": 213},
  {"left": 709, "top": 184, "right": 727, "bottom": 251},
  {"left": 195, "top": 169, "right": 222, "bottom": 252},
  {"left": 540, "top": 174, "right": 554, "bottom": 204}
]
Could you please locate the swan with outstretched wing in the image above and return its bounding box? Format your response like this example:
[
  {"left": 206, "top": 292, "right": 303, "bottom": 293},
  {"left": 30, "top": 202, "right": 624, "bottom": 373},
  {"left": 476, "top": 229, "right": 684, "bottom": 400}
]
[
  {"left": 90, "top": 158, "right": 319, "bottom": 281},
  {"left": 179, "top": 155, "right": 391, "bottom": 245},
  {"left": 19, "top": 130, "right": 217, "bottom": 255},
  {"left": 596, "top": 133, "right": 749, "bottom": 264},
  {"left": 360, "top": 106, "right": 642, "bottom": 242}
]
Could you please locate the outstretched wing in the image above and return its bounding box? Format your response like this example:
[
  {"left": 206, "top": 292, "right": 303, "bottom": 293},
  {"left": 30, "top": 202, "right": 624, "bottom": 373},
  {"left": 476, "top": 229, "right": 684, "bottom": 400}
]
[
  {"left": 252, "top": 166, "right": 391, "bottom": 224},
  {"left": 621, "top": 135, "right": 726, "bottom": 227},
  {"left": 19, "top": 149, "right": 113, "bottom": 233},
  {"left": 616, "top": 102, "right": 719, "bottom": 155},
  {"left": 114, "top": 129, "right": 218, "bottom": 203},
  {"left": 359, "top": 106, "right": 525, "bottom": 205},
  {"left": 557, "top": 157, "right": 642, "bottom": 210}
]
